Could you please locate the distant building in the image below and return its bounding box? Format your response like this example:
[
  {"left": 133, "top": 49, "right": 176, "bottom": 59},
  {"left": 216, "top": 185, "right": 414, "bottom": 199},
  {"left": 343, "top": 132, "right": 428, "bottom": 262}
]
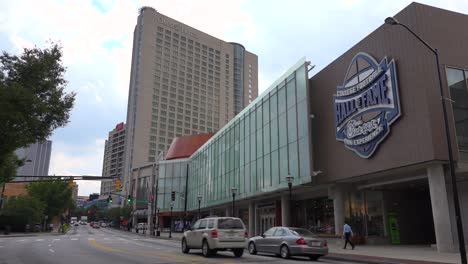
[
  {"left": 100, "top": 122, "right": 126, "bottom": 195},
  {"left": 15, "top": 140, "right": 52, "bottom": 178},
  {"left": 122, "top": 6, "right": 258, "bottom": 201},
  {"left": 72, "top": 182, "right": 78, "bottom": 201},
  {"left": 1, "top": 141, "right": 52, "bottom": 208}
]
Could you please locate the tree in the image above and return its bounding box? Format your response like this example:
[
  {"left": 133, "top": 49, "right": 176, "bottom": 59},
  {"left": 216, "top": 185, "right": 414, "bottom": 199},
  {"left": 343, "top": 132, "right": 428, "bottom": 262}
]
[
  {"left": 0, "top": 195, "right": 45, "bottom": 231},
  {"left": 27, "top": 180, "right": 73, "bottom": 220},
  {"left": 0, "top": 42, "right": 75, "bottom": 183}
]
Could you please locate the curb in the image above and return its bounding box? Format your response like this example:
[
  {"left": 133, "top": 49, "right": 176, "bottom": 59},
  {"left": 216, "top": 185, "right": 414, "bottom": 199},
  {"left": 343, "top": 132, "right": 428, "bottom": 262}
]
[
  {"left": 322, "top": 253, "right": 450, "bottom": 264},
  {"left": 0, "top": 232, "right": 64, "bottom": 238}
]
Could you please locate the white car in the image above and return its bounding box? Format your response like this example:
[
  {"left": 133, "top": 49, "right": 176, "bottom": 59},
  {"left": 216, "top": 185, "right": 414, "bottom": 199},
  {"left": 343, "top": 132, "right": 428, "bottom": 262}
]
[
  {"left": 181, "top": 217, "right": 248, "bottom": 257},
  {"left": 137, "top": 223, "right": 147, "bottom": 230},
  {"left": 100, "top": 222, "right": 107, "bottom": 227}
]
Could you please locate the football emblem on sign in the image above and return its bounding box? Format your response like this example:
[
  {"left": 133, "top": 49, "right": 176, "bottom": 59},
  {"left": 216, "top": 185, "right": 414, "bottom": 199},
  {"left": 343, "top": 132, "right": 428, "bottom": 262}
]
[{"left": 334, "top": 52, "right": 401, "bottom": 158}]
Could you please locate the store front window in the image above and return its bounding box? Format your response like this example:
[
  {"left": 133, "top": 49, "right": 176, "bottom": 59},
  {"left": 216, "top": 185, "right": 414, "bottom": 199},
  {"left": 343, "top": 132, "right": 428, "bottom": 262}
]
[
  {"left": 299, "top": 198, "right": 334, "bottom": 234},
  {"left": 344, "top": 191, "right": 384, "bottom": 237}
]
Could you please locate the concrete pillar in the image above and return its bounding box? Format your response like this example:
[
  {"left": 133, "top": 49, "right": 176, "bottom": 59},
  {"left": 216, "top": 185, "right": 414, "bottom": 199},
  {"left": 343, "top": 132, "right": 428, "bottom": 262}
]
[
  {"left": 382, "top": 199, "right": 389, "bottom": 237},
  {"left": 281, "top": 194, "right": 290, "bottom": 227},
  {"left": 225, "top": 207, "right": 230, "bottom": 217},
  {"left": 254, "top": 204, "right": 259, "bottom": 236},
  {"left": 331, "top": 185, "right": 345, "bottom": 235},
  {"left": 427, "top": 164, "right": 456, "bottom": 253},
  {"left": 248, "top": 202, "right": 255, "bottom": 238}
]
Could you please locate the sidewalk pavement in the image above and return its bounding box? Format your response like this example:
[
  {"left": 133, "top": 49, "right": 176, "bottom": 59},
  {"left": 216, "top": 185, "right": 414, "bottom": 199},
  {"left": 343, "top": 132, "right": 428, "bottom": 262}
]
[
  {"left": 325, "top": 238, "right": 463, "bottom": 264},
  {"left": 0, "top": 231, "right": 64, "bottom": 238},
  {"left": 117, "top": 229, "right": 465, "bottom": 264}
]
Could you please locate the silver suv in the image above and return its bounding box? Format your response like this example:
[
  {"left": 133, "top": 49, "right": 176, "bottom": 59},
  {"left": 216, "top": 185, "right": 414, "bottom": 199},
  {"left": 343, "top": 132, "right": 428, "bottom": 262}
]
[{"left": 181, "top": 217, "right": 247, "bottom": 257}]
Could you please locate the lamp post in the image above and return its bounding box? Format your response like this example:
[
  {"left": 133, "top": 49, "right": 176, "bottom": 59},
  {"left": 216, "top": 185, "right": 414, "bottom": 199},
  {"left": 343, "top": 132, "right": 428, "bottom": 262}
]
[
  {"left": 286, "top": 174, "right": 294, "bottom": 227},
  {"left": 169, "top": 201, "right": 174, "bottom": 238},
  {"left": 197, "top": 196, "right": 202, "bottom": 220},
  {"left": 385, "top": 17, "right": 466, "bottom": 264},
  {"left": 231, "top": 187, "right": 237, "bottom": 217}
]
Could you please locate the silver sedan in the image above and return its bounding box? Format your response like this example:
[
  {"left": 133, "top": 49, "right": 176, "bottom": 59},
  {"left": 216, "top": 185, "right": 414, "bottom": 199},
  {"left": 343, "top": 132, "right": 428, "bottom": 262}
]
[{"left": 248, "top": 227, "right": 328, "bottom": 261}]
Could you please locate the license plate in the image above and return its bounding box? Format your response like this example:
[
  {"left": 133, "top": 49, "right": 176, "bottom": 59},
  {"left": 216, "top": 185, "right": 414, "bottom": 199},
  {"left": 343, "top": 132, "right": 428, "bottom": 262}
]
[{"left": 311, "top": 241, "right": 321, "bottom": 247}]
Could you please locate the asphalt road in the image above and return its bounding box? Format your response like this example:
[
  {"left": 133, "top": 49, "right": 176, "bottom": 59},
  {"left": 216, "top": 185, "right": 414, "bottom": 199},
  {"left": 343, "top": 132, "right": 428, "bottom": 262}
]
[{"left": 0, "top": 225, "right": 360, "bottom": 264}]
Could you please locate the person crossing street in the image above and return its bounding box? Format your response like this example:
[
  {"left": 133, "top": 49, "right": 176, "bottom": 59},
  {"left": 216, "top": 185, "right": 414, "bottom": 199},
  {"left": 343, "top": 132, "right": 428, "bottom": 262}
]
[{"left": 343, "top": 222, "right": 355, "bottom": 250}]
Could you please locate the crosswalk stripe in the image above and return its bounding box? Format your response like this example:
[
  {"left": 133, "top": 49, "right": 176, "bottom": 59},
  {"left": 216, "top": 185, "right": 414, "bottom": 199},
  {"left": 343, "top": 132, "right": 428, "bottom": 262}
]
[
  {"left": 71, "top": 238, "right": 78, "bottom": 241},
  {"left": 35, "top": 239, "right": 44, "bottom": 242},
  {"left": 88, "top": 238, "right": 95, "bottom": 240}
]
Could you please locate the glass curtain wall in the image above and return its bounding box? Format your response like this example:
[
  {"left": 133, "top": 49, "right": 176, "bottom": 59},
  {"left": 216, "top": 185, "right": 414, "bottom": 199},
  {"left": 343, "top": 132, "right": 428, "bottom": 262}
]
[
  {"left": 446, "top": 67, "right": 468, "bottom": 159},
  {"left": 187, "top": 59, "right": 312, "bottom": 211},
  {"left": 156, "top": 159, "right": 189, "bottom": 212}
]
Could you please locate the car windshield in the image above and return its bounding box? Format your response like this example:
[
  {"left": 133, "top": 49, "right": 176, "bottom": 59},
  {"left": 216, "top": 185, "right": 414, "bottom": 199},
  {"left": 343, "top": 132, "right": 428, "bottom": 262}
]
[
  {"left": 217, "top": 218, "right": 244, "bottom": 229},
  {"left": 290, "top": 228, "right": 315, "bottom": 237}
]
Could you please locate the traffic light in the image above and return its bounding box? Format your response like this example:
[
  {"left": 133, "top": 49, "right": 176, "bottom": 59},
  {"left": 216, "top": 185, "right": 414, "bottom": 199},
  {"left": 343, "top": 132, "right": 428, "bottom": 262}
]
[
  {"left": 127, "top": 195, "right": 132, "bottom": 203},
  {"left": 171, "top": 191, "right": 176, "bottom": 201},
  {"left": 115, "top": 179, "right": 121, "bottom": 192},
  {"left": 107, "top": 195, "right": 113, "bottom": 203}
]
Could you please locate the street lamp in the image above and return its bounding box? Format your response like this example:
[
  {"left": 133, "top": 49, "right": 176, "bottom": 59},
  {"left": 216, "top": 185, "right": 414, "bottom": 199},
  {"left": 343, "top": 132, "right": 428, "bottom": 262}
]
[
  {"left": 385, "top": 17, "right": 467, "bottom": 264},
  {"left": 197, "top": 196, "right": 202, "bottom": 220},
  {"left": 169, "top": 201, "right": 174, "bottom": 238},
  {"left": 231, "top": 187, "right": 237, "bottom": 217},
  {"left": 286, "top": 174, "right": 294, "bottom": 227}
]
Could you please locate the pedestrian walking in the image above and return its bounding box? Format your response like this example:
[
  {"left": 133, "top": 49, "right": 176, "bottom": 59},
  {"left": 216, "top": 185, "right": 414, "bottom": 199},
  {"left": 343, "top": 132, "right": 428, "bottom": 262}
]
[{"left": 343, "top": 222, "right": 355, "bottom": 250}]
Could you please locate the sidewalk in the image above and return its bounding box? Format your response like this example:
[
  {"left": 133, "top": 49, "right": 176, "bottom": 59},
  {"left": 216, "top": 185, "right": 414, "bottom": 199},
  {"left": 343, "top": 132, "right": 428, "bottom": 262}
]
[
  {"left": 324, "top": 238, "right": 463, "bottom": 264},
  {"left": 113, "top": 228, "right": 464, "bottom": 264},
  {"left": 0, "top": 231, "right": 64, "bottom": 238}
]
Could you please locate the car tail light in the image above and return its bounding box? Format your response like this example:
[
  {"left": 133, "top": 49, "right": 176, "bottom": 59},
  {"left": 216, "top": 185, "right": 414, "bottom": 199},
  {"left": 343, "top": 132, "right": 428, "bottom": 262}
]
[
  {"left": 211, "top": 229, "right": 218, "bottom": 238},
  {"left": 323, "top": 240, "right": 328, "bottom": 247},
  {"left": 296, "top": 237, "right": 307, "bottom": 245},
  {"left": 244, "top": 231, "right": 248, "bottom": 238}
]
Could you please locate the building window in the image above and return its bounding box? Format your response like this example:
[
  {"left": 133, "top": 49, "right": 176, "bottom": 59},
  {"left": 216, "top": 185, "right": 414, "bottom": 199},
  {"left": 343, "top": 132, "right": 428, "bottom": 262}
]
[{"left": 447, "top": 67, "right": 468, "bottom": 156}]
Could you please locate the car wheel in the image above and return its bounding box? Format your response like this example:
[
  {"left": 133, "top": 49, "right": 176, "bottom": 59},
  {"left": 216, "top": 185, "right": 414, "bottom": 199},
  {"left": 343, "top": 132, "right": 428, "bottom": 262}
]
[
  {"left": 309, "top": 255, "right": 321, "bottom": 261},
  {"left": 181, "top": 238, "right": 190, "bottom": 254},
  {"left": 202, "top": 240, "right": 213, "bottom": 257},
  {"left": 280, "top": 245, "right": 290, "bottom": 259},
  {"left": 233, "top": 248, "right": 244, "bottom": 257},
  {"left": 248, "top": 242, "right": 257, "bottom": 255}
]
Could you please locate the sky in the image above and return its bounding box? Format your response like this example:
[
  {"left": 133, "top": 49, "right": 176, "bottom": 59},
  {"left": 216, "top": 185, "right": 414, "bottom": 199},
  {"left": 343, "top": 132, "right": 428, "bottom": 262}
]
[{"left": 1, "top": 0, "right": 467, "bottom": 196}]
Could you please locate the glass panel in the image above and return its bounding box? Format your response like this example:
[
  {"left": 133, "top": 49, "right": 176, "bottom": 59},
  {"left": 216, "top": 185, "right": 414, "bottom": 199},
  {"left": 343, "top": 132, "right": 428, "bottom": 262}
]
[
  {"left": 250, "top": 160, "right": 256, "bottom": 192},
  {"left": 270, "top": 92, "right": 278, "bottom": 120},
  {"left": 296, "top": 65, "right": 307, "bottom": 102},
  {"left": 287, "top": 108, "right": 297, "bottom": 143},
  {"left": 245, "top": 133, "right": 250, "bottom": 163},
  {"left": 278, "top": 84, "right": 286, "bottom": 114},
  {"left": 245, "top": 163, "right": 250, "bottom": 194},
  {"left": 446, "top": 68, "right": 468, "bottom": 152},
  {"left": 250, "top": 132, "right": 256, "bottom": 162},
  {"left": 240, "top": 118, "right": 245, "bottom": 139},
  {"left": 239, "top": 166, "right": 245, "bottom": 194},
  {"left": 271, "top": 117, "right": 278, "bottom": 151},
  {"left": 279, "top": 113, "right": 287, "bottom": 147},
  {"left": 256, "top": 129, "right": 262, "bottom": 158},
  {"left": 297, "top": 101, "right": 309, "bottom": 138},
  {"left": 263, "top": 100, "right": 270, "bottom": 125},
  {"left": 271, "top": 150, "right": 279, "bottom": 186},
  {"left": 263, "top": 122, "right": 270, "bottom": 154},
  {"left": 250, "top": 110, "right": 256, "bottom": 135},
  {"left": 288, "top": 142, "right": 299, "bottom": 180},
  {"left": 286, "top": 78, "right": 296, "bottom": 109},
  {"left": 240, "top": 139, "right": 244, "bottom": 166},
  {"left": 264, "top": 153, "right": 271, "bottom": 187},
  {"left": 245, "top": 114, "right": 250, "bottom": 138},
  {"left": 257, "top": 157, "right": 263, "bottom": 189},
  {"left": 279, "top": 146, "right": 288, "bottom": 183},
  {"left": 298, "top": 137, "right": 310, "bottom": 178},
  {"left": 257, "top": 104, "right": 262, "bottom": 129}
]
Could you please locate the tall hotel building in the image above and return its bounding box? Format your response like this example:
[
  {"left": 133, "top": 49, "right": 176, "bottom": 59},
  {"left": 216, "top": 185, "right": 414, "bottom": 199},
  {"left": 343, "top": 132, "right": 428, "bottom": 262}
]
[
  {"left": 123, "top": 7, "right": 258, "bottom": 195},
  {"left": 100, "top": 123, "right": 126, "bottom": 195}
]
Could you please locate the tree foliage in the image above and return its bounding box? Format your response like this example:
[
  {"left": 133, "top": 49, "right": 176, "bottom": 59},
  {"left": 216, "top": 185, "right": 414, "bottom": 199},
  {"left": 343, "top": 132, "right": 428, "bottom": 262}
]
[
  {"left": 0, "top": 42, "right": 75, "bottom": 183},
  {"left": 0, "top": 195, "right": 45, "bottom": 230},
  {"left": 27, "top": 180, "right": 73, "bottom": 219}
]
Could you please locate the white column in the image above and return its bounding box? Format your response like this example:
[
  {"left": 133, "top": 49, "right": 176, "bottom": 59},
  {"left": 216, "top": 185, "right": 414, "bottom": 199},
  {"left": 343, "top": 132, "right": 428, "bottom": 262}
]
[
  {"left": 332, "top": 185, "right": 345, "bottom": 235},
  {"left": 281, "top": 194, "right": 290, "bottom": 227},
  {"left": 427, "top": 164, "right": 456, "bottom": 253},
  {"left": 248, "top": 201, "right": 255, "bottom": 238}
]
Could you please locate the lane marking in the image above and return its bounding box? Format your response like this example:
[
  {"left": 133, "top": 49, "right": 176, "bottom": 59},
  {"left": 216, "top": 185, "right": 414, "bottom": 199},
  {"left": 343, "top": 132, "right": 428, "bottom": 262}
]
[
  {"left": 35, "top": 239, "right": 44, "bottom": 242},
  {"left": 49, "top": 249, "right": 55, "bottom": 253},
  {"left": 88, "top": 238, "right": 95, "bottom": 241},
  {"left": 89, "top": 240, "right": 123, "bottom": 253},
  {"left": 48, "top": 244, "right": 52, "bottom": 247},
  {"left": 71, "top": 238, "right": 78, "bottom": 241},
  {"left": 18, "top": 239, "right": 26, "bottom": 242}
]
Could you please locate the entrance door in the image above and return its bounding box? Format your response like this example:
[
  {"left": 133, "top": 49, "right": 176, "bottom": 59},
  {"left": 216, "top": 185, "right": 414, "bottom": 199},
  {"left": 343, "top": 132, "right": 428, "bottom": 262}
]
[{"left": 260, "top": 214, "right": 275, "bottom": 234}]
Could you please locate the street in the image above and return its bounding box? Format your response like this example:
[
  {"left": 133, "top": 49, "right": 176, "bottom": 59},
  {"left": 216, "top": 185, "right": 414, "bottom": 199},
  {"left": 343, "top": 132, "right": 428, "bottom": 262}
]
[{"left": 0, "top": 225, "right": 360, "bottom": 264}]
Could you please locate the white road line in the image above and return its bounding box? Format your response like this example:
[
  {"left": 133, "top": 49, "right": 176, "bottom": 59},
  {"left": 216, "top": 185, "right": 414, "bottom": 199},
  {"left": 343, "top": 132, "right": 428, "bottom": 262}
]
[
  {"left": 49, "top": 249, "right": 55, "bottom": 253},
  {"left": 18, "top": 239, "right": 26, "bottom": 242},
  {"left": 48, "top": 244, "right": 52, "bottom": 247},
  {"left": 52, "top": 239, "right": 60, "bottom": 242},
  {"left": 104, "top": 238, "right": 110, "bottom": 240},
  {"left": 71, "top": 238, "right": 78, "bottom": 241},
  {"left": 118, "top": 238, "right": 125, "bottom": 240},
  {"left": 134, "top": 242, "right": 144, "bottom": 246},
  {"left": 88, "top": 238, "right": 95, "bottom": 240},
  {"left": 35, "top": 239, "right": 44, "bottom": 242},
  {"left": 112, "top": 235, "right": 116, "bottom": 236}
]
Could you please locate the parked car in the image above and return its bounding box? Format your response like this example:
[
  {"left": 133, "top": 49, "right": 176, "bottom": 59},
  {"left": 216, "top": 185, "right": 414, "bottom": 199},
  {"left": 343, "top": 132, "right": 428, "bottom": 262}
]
[
  {"left": 181, "top": 217, "right": 248, "bottom": 257},
  {"left": 137, "top": 222, "right": 147, "bottom": 230},
  {"left": 91, "top": 222, "right": 100, "bottom": 229},
  {"left": 100, "top": 222, "right": 107, "bottom": 228},
  {"left": 248, "top": 227, "right": 328, "bottom": 261}
]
